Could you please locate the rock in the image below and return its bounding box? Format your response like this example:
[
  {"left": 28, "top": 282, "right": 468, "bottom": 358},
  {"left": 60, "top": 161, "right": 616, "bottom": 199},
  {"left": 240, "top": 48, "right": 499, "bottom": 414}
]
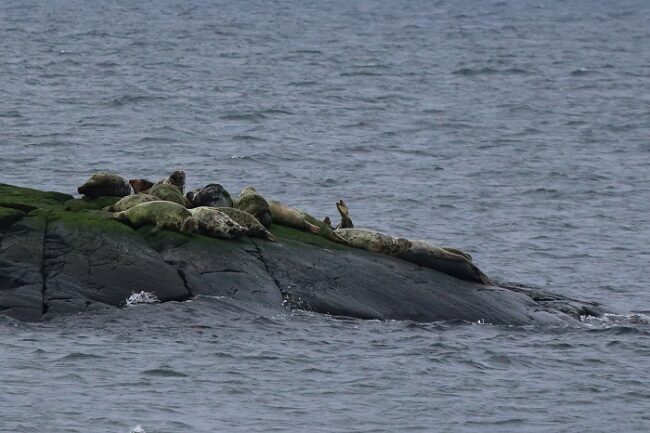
[
  {"left": 64, "top": 196, "right": 122, "bottom": 212},
  {"left": 0, "top": 207, "right": 26, "bottom": 231},
  {"left": 0, "top": 183, "right": 613, "bottom": 323}
]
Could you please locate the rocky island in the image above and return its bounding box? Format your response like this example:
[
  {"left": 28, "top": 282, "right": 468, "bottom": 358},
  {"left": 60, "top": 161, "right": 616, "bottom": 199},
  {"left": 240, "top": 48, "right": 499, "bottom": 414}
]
[{"left": 0, "top": 182, "right": 609, "bottom": 324}]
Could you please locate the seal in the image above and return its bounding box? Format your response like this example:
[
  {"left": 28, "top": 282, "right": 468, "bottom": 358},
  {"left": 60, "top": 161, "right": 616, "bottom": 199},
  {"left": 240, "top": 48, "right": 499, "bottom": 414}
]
[
  {"left": 147, "top": 183, "right": 188, "bottom": 207},
  {"left": 113, "top": 201, "right": 199, "bottom": 235},
  {"left": 234, "top": 187, "right": 272, "bottom": 228},
  {"left": 189, "top": 207, "right": 246, "bottom": 240},
  {"left": 269, "top": 200, "right": 320, "bottom": 234},
  {"left": 77, "top": 173, "right": 131, "bottom": 198},
  {"left": 216, "top": 207, "right": 277, "bottom": 242},
  {"left": 396, "top": 240, "right": 487, "bottom": 284},
  {"left": 324, "top": 199, "right": 354, "bottom": 230},
  {"left": 104, "top": 194, "right": 159, "bottom": 212},
  {"left": 186, "top": 184, "right": 233, "bottom": 208},
  {"left": 128, "top": 179, "right": 154, "bottom": 194},
  {"left": 154, "top": 170, "right": 186, "bottom": 194},
  {"left": 335, "top": 228, "right": 411, "bottom": 255}
]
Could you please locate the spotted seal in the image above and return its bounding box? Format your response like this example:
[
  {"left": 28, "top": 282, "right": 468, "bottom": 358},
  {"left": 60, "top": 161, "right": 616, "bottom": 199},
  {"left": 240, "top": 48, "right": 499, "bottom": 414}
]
[
  {"left": 216, "top": 207, "right": 277, "bottom": 242},
  {"left": 128, "top": 179, "right": 154, "bottom": 194},
  {"left": 395, "top": 240, "right": 487, "bottom": 283},
  {"left": 78, "top": 173, "right": 131, "bottom": 198},
  {"left": 104, "top": 194, "right": 159, "bottom": 212},
  {"left": 186, "top": 184, "right": 233, "bottom": 208},
  {"left": 154, "top": 170, "right": 186, "bottom": 194},
  {"left": 189, "top": 207, "right": 246, "bottom": 240},
  {"left": 113, "top": 201, "right": 198, "bottom": 235},
  {"left": 148, "top": 183, "right": 188, "bottom": 207},
  {"left": 335, "top": 228, "right": 412, "bottom": 255},
  {"left": 234, "top": 187, "right": 272, "bottom": 228}
]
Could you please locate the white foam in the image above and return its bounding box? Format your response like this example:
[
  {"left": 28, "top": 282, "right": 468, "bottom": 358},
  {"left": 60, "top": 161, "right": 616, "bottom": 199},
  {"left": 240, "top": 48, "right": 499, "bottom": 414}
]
[
  {"left": 580, "top": 312, "right": 650, "bottom": 327},
  {"left": 129, "top": 425, "right": 146, "bottom": 433},
  {"left": 125, "top": 291, "right": 161, "bottom": 307}
]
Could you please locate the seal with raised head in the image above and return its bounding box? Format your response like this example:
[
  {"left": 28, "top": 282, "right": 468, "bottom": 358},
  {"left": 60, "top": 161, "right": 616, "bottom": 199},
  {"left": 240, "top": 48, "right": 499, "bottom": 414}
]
[
  {"left": 234, "top": 187, "right": 272, "bottom": 228},
  {"left": 189, "top": 207, "right": 246, "bottom": 240},
  {"left": 154, "top": 170, "right": 186, "bottom": 194},
  {"left": 129, "top": 178, "right": 154, "bottom": 194},
  {"left": 186, "top": 184, "right": 233, "bottom": 209},
  {"left": 104, "top": 194, "right": 160, "bottom": 212},
  {"left": 335, "top": 228, "right": 412, "bottom": 255},
  {"left": 148, "top": 183, "right": 188, "bottom": 207},
  {"left": 216, "top": 207, "right": 277, "bottom": 242},
  {"left": 269, "top": 200, "right": 320, "bottom": 234},
  {"left": 396, "top": 240, "right": 487, "bottom": 284},
  {"left": 113, "top": 201, "right": 198, "bottom": 235},
  {"left": 78, "top": 173, "right": 131, "bottom": 198}
]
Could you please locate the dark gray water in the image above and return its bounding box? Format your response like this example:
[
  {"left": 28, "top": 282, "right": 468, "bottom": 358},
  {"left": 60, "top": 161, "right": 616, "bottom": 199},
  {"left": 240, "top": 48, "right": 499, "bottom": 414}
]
[{"left": 2, "top": 0, "right": 650, "bottom": 431}]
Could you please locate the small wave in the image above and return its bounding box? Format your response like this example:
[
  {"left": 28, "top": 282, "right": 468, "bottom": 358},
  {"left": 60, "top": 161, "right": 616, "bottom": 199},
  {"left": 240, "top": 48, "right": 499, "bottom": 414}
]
[
  {"left": 581, "top": 313, "right": 650, "bottom": 328},
  {"left": 220, "top": 112, "right": 268, "bottom": 122},
  {"left": 452, "top": 67, "right": 528, "bottom": 76},
  {"left": 125, "top": 291, "right": 160, "bottom": 307},
  {"left": 142, "top": 368, "right": 188, "bottom": 377},
  {"left": 340, "top": 71, "right": 382, "bottom": 77},
  {"left": 570, "top": 68, "right": 602, "bottom": 77},
  {"left": 108, "top": 94, "right": 165, "bottom": 107},
  {"left": 231, "top": 134, "right": 265, "bottom": 143},
  {"left": 58, "top": 352, "right": 102, "bottom": 361},
  {"left": 129, "top": 425, "right": 146, "bottom": 433}
]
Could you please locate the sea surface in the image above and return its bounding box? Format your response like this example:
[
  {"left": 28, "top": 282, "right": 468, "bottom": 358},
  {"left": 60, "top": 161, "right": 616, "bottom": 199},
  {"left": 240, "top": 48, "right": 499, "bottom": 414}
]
[{"left": 1, "top": 0, "right": 650, "bottom": 432}]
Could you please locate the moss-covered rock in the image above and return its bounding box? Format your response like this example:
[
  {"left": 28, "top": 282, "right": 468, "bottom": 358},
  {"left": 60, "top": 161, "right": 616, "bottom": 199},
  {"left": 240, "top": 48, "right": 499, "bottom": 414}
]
[
  {"left": 63, "top": 196, "right": 122, "bottom": 212},
  {"left": 0, "top": 206, "right": 26, "bottom": 230},
  {"left": 0, "top": 182, "right": 611, "bottom": 324},
  {"left": 0, "top": 183, "right": 73, "bottom": 212}
]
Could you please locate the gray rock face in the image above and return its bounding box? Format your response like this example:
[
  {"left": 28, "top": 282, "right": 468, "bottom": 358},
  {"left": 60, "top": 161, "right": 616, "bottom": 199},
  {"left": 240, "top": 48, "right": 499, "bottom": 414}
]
[{"left": 0, "top": 210, "right": 610, "bottom": 324}]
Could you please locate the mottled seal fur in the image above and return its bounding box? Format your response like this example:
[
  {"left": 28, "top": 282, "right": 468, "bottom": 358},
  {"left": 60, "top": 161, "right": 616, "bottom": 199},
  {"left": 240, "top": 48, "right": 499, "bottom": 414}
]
[
  {"left": 128, "top": 179, "right": 154, "bottom": 194},
  {"left": 269, "top": 200, "right": 320, "bottom": 234},
  {"left": 396, "top": 240, "right": 487, "bottom": 284},
  {"left": 104, "top": 194, "right": 159, "bottom": 212},
  {"left": 216, "top": 207, "right": 277, "bottom": 242},
  {"left": 148, "top": 183, "right": 188, "bottom": 207},
  {"left": 234, "top": 187, "right": 272, "bottom": 228},
  {"left": 113, "top": 201, "right": 198, "bottom": 235},
  {"left": 154, "top": 170, "right": 186, "bottom": 194},
  {"left": 186, "top": 184, "right": 233, "bottom": 208},
  {"left": 78, "top": 173, "right": 131, "bottom": 198},
  {"left": 335, "top": 228, "right": 412, "bottom": 255},
  {"left": 189, "top": 207, "right": 246, "bottom": 240}
]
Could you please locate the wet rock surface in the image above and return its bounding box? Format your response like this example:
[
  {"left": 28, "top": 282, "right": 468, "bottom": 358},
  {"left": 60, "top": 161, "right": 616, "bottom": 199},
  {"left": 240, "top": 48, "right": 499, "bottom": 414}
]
[{"left": 0, "top": 183, "right": 610, "bottom": 323}]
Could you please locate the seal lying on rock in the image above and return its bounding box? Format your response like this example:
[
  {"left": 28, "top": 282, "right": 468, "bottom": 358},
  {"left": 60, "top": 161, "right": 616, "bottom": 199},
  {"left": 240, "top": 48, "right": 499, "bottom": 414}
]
[
  {"left": 189, "top": 207, "right": 246, "bottom": 240},
  {"left": 234, "top": 187, "right": 272, "bottom": 228},
  {"left": 154, "top": 170, "right": 186, "bottom": 194},
  {"left": 216, "top": 207, "right": 277, "bottom": 242},
  {"left": 148, "top": 183, "right": 188, "bottom": 207},
  {"left": 269, "top": 200, "right": 320, "bottom": 234},
  {"left": 336, "top": 228, "right": 411, "bottom": 255},
  {"left": 396, "top": 240, "right": 487, "bottom": 284},
  {"left": 104, "top": 194, "right": 159, "bottom": 212},
  {"left": 336, "top": 228, "right": 486, "bottom": 283},
  {"left": 129, "top": 179, "right": 154, "bottom": 194},
  {"left": 186, "top": 184, "right": 233, "bottom": 208},
  {"left": 78, "top": 173, "right": 131, "bottom": 198},
  {"left": 113, "top": 201, "right": 199, "bottom": 235}
]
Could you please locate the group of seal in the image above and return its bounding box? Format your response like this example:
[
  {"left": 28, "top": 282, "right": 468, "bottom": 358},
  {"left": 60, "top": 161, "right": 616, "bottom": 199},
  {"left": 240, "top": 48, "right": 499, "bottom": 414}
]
[{"left": 77, "top": 170, "right": 488, "bottom": 283}]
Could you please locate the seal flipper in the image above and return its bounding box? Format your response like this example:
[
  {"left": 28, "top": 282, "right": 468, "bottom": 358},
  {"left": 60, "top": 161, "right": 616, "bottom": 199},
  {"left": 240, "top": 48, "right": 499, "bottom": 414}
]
[
  {"left": 335, "top": 199, "right": 354, "bottom": 229},
  {"left": 264, "top": 230, "right": 278, "bottom": 242}
]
